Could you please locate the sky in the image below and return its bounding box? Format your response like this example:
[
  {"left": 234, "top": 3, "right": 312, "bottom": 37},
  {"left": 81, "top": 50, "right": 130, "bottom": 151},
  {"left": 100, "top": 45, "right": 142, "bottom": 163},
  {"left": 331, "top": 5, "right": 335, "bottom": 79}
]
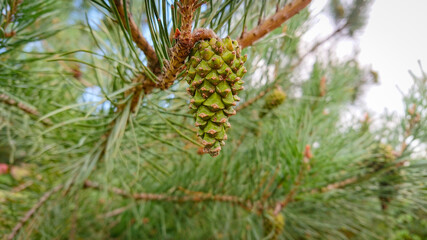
[
  {"left": 358, "top": 0, "right": 427, "bottom": 115},
  {"left": 308, "top": 0, "right": 427, "bottom": 116}
]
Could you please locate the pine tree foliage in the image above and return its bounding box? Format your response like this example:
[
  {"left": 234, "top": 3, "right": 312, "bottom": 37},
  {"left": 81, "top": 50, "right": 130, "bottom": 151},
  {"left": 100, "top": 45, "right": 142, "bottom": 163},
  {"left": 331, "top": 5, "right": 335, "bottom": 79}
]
[{"left": 1, "top": 0, "right": 426, "bottom": 239}]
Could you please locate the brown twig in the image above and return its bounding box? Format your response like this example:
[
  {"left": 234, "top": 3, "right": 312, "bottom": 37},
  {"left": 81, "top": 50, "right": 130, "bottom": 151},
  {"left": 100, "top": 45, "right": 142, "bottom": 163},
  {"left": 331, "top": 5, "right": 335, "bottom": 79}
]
[
  {"left": 97, "top": 205, "right": 132, "bottom": 219},
  {"left": 113, "top": 0, "right": 159, "bottom": 72},
  {"left": 309, "top": 158, "right": 410, "bottom": 195},
  {"left": 236, "top": 22, "right": 346, "bottom": 113},
  {"left": 12, "top": 181, "right": 34, "bottom": 193},
  {"left": 273, "top": 145, "right": 312, "bottom": 215},
  {"left": 155, "top": 0, "right": 198, "bottom": 90},
  {"left": 261, "top": 166, "right": 281, "bottom": 201},
  {"left": 236, "top": 84, "right": 276, "bottom": 112},
  {"left": 0, "top": 93, "right": 52, "bottom": 125},
  {"left": 2, "top": 0, "right": 23, "bottom": 38},
  {"left": 238, "top": 0, "right": 312, "bottom": 48},
  {"left": 310, "top": 176, "right": 358, "bottom": 194},
  {"left": 144, "top": 28, "right": 217, "bottom": 94},
  {"left": 293, "top": 22, "right": 348, "bottom": 68},
  {"left": 7, "top": 185, "right": 63, "bottom": 240},
  {"left": 83, "top": 180, "right": 252, "bottom": 211},
  {"left": 310, "top": 108, "right": 420, "bottom": 195},
  {"left": 157, "top": 27, "right": 216, "bottom": 90},
  {"left": 128, "top": 5, "right": 217, "bottom": 113}
]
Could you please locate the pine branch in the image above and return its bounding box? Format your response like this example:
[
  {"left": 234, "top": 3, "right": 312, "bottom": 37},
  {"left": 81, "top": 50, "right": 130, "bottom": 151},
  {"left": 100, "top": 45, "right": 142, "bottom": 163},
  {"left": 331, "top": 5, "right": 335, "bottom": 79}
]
[
  {"left": 237, "top": 22, "right": 345, "bottom": 113},
  {"left": 97, "top": 205, "right": 132, "bottom": 219},
  {"left": 0, "top": 93, "right": 52, "bottom": 125},
  {"left": 113, "top": 0, "right": 159, "bottom": 72},
  {"left": 157, "top": 3, "right": 216, "bottom": 90},
  {"left": 293, "top": 22, "right": 348, "bottom": 67},
  {"left": 273, "top": 145, "right": 312, "bottom": 214},
  {"left": 310, "top": 109, "right": 420, "bottom": 195},
  {"left": 7, "top": 185, "right": 63, "bottom": 240},
  {"left": 398, "top": 103, "right": 421, "bottom": 157},
  {"left": 12, "top": 181, "right": 34, "bottom": 193},
  {"left": 236, "top": 85, "right": 276, "bottom": 112},
  {"left": 83, "top": 180, "right": 252, "bottom": 210},
  {"left": 146, "top": 28, "right": 217, "bottom": 93},
  {"left": 127, "top": 4, "right": 217, "bottom": 112},
  {"left": 238, "top": 0, "right": 312, "bottom": 48},
  {"left": 118, "top": 0, "right": 312, "bottom": 115}
]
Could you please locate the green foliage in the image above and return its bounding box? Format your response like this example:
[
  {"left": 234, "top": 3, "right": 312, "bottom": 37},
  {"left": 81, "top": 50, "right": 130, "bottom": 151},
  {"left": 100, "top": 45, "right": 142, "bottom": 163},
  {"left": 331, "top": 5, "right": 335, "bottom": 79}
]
[{"left": 1, "top": 0, "right": 426, "bottom": 239}]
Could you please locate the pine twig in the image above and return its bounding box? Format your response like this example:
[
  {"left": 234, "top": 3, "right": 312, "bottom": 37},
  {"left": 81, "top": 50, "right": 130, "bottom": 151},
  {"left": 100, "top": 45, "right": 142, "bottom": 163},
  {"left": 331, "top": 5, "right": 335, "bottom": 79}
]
[
  {"left": 157, "top": 6, "right": 216, "bottom": 89},
  {"left": 309, "top": 159, "right": 410, "bottom": 195},
  {"left": 7, "top": 185, "right": 63, "bottom": 240},
  {"left": 113, "top": 0, "right": 159, "bottom": 72},
  {"left": 310, "top": 108, "right": 420, "bottom": 194},
  {"left": 261, "top": 166, "right": 281, "bottom": 201},
  {"left": 293, "top": 22, "right": 348, "bottom": 68},
  {"left": 97, "top": 205, "right": 132, "bottom": 219},
  {"left": 273, "top": 145, "right": 312, "bottom": 215},
  {"left": 238, "top": 0, "right": 312, "bottom": 48},
  {"left": 236, "top": 22, "right": 346, "bottom": 113},
  {"left": 83, "top": 180, "right": 252, "bottom": 211},
  {"left": 0, "top": 93, "right": 39, "bottom": 116},
  {"left": 2, "top": 0, "right": 23, "bottom": 38},
  {"left": 0, "top": 93, "right": 52, "bottom": 125},
  {"left": 398, "top": 103, "right": 420, "bottom": 157},
  {"left": 12, "top": 181, "right": 34, "bottom": 193},
  {"left": 133, "top": 7, "right": 217, "bottom": 111},
  {"left": 236, "top": 85, "right": 276, "bottom": 112},
  {"left": 144, "top": 28, "right": 217, "bottom": 94},
  {"left": 310, "top": 176, "right": 358, "bottom": 194}
]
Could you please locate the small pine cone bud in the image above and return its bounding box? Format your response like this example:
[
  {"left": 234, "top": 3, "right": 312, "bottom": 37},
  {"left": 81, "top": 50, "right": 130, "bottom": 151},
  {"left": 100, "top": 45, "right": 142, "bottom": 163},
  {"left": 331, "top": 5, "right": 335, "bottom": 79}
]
[
  {"left": 263, "top": 210, "right": 285, "bottom": 240},
  {"left": 260, "top": 87, "right": 286, "bottom": 117},
  {"left": 185, "top": 37, "right": 247, "bottom": 157},
  {"left": 264, "top": 87, "right": 286, "bottom": 110},
  {"left": 369, "top": 143, "right": 396, "bottom": 170},
  {"left": 366, "top": 143, "right": 401, "bottom": 210}
]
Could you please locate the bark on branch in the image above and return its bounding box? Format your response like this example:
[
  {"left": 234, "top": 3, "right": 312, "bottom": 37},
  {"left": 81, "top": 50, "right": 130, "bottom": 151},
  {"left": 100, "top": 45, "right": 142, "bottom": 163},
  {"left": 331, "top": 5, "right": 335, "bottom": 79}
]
[
  {"left": 157, "top": 0, "right": 216, "bottom": 89},
  {"left": 238, "top": 0, "right": 312, "bottom": 48},
  {"left": 2, "top": 0, "right": 23, "bottom": 38},
  {"left": 83, "top": 180, "right": 252, "bottom": 210},
  {"left": 7, "top": 185, "right": 63, "bottom": 240},
  {"left": 113, "top": 0, "right": 159, "bottom": 72},
  {"left": 0, "top": 93, "right": 52, "bottom": 125}
]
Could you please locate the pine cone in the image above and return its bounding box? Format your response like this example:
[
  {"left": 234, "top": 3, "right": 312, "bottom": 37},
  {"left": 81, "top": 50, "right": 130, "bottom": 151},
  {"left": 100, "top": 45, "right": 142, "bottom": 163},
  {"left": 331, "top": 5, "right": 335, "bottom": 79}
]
[
  {"left": 263, "top": 210, "right": 285, "bottom": 240},
  {"left": 368, "top": 143, "right": 396, "bottom": 171},
  {"left": 185, "top": 37, "right": 247, "bottom": 157},
  {"left": 367, "top": 143, "right": 401, "bottom": 210},
  {"left": 260, "top": 87, "right": 286, "bottom": 117}
]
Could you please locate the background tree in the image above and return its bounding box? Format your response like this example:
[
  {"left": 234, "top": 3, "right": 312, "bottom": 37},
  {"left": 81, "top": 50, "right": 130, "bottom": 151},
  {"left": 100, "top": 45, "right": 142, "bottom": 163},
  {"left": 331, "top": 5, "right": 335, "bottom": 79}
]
[{"left": 1, "top": 0, "right": 426, "bottom": 239}]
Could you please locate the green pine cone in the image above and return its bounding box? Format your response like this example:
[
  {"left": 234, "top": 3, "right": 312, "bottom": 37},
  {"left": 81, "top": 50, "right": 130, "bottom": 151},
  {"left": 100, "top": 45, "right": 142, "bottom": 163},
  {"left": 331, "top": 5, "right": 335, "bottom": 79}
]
[
  {"left": 368, "top": 143, "right": 396, "bottom": 171},
  {"left": 264, "top": 87, "right": 286, "bottom": 110},
  {"left": 263, "top": 210, "right": 285, "bottom": 240},
  {"left": 367, "top": 143, "right": 401, "bottom": 210},
  {"left": 185, "top": 37, "right": 247, "bottom": 157},
  {"left": 260, "top": 87, "right": 286, "bottom": 118}
]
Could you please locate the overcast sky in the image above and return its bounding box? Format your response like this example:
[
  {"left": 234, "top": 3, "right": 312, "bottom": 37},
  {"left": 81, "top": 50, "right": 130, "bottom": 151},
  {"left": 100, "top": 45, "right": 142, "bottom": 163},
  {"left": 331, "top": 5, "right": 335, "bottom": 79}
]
[
  {"left": 308, "top": 0, "right": 427, "bottom": 116},
  {"left": 358, "top": 0, "right": 427, "bottom": 115}
]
